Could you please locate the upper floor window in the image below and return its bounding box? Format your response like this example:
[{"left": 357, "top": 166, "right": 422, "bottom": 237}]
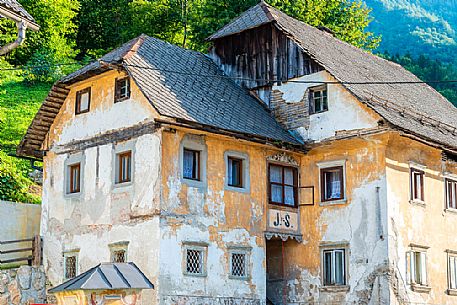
[
  {"left": 64, "top": 252, "right": 78, "bottom": 280},
  {"left": 321, "top": 166, "right": 344, "bottom": 202},
  {"left": 410, "top": 168, "right": 424, "bottom": 202},
  {"left": 75, "top": 87, "right": 91, "bottom": 115},
  {"left": 309, "top": 85, "right": 328, "bottom": 114},
  {"left": 183, "top": 148, "right": 200, "bottom": 181},
  {"left": 116, "top": 151, "right": 132, "bottom": 184},
  {"left": 446, "top": 178, "right": 457, "bottom": 210},
  {"left": 109, "top": 241, "right": 129, "bottom": 263},
  {"left": 68, "top": 163, "right": 81, "bottom": 194},
  {"left": 268, "top": 164, "right": 298, "bottom": 207},
  {"left": 115, "top": 77, "right": 130, "bottom": 103},
  {"left": 228, "top": 157, "right": 242, "bottom": 188}
]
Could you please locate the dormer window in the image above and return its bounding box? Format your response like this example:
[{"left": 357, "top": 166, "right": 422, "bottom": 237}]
[
  {"left": 115, "top": 77, "right": 131, "bottom": 103},
  {"left": 309, "top": 85, "right": 328, "bottom": 114},
  {"left": 75, "top": 88, "right": 91, "bottom": 114}
]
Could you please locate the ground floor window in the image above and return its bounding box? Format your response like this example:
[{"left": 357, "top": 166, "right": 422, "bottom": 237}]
[
  {"left": 408, "top": 246, "right": 428, "bottom": 287},
  {"left": 449, "top": 253, "right": 457, "bottom": 291},
  {"left": 183, "top": 243, "right": 207, "bottom": 277},
  {"left": 64, "top": 252, "right": 78, "bottom": 280},
  {"left": 229, "top": 247, "right": 251, "bottom": 279},
  {"left": 322, "top": 249, "right": 346, "bottom": 286}
]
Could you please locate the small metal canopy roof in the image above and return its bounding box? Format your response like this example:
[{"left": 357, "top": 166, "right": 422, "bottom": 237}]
[{"left": 49, "top": 263, "right": 154, "bottom": 293}]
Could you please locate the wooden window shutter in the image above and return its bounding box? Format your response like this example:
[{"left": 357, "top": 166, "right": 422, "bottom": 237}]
[{"left": 308, "top": 89, "right": 315, "bottom": 114}]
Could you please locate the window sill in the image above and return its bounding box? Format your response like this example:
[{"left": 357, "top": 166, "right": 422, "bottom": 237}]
[
  {"left": 64, "top": 192, "right": 82, "bottom": 200},
  {"left": 182, "top": 178, "right": 206, "bottom": 189},
  {"left": 183, "top": 272, "right": 207, "bottom": 278},
  {"left": 409, "top": 199, "right": 426, "bottom": 207},
  {"left": 411, "top": 284, "right": 431, "bottom": 293},
  {"left": 228, "top": 275, "right": 250, "bottom": 281},
  {"left": 445, "top": 208, "right": 457, "bottom": 215},
  {"left": 113, "top": 181, "right": 133, "bottom": 190},
  {"left": 448, "top": 289, "right": 457, "bottom": 296},
  {"left": 319, "top": 285, "right": 350, "bottom": 293},
  {"left": 224, "top": 185, "right": 250, "bottom": 194},
  {"left": 319, "top": 199, "right": 347, "bottom": 206}
]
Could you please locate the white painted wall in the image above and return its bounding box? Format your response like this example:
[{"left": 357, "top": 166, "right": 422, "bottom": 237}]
[{"left": 272, "top": 71, "right": 379, "bottom": 142}]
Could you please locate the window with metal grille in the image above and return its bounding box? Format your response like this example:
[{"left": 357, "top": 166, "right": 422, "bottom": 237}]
[
  {"left": 410, "top": 168, "right": 425, "bottom": 202},
  {"left": 112, "top": 249, "right": 126, "bottom": 263},
  {"left": 186, "top": 249, "right": 203, "bottom": 275},
  {"left": 446, "top": 179, "right": 457, "bottom": 209},
  {"left": 230, "top": 252, "right": 247, "bottom": 278},
  {"left": 116, "top": 151, "right": 132, "bottom": 184},
  {"left": 68, "top": 163, "right": 81, "bottom": 194},
  {"left": 309, "top": 85, "right": 328, "bottom": 114},
  {"left": 64, "top": 255, "right": 77, "bottom": 279},
  {"left": 115, "top": 77, "right": 130, "bottom": 103}
]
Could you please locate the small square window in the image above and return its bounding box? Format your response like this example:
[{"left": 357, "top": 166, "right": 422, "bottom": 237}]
[
  {"left": 68, "top": 163, "right": 81, "bottom": 194},
  {"left": 116, "top": 151, "right": 132, "bottom": 184},
  {"left": 75, "top": 88, "right": 91, "bottom": 114},
  {"left": 410, "top": 249, "right": 427, "bottom": 286},
  {"left": 309, "top": 86, "right": 328, "bottom": 114},
  {"left": 446, "top": 179, "right": 457, "bottom": 209},
  {"left": 410, "top": 168, "right": 424, "bottom": 202},
  {"left": 64, "top": 254, "right": 77, "bottom": 280},
  {"left": 186, "top": 248, "right": 203, "bottom": 275},
  {"left": 268, "top": 164, "right": 298, "bottom": 207},
  {"left": 115, "top": 77, "right": 130, "bottom": 103},
  {"left": 183, "top": 149, "right": 200, "bottom": 181},
  {"left": 228, "top": 157, "right": 243, "bottom": 188},
  {"left": 321, "top": 166, "right": 344, "bottom": 202},
  {"left": 322, "top": 249, "right": 346, "bottom": 286},
  {"left": 230, "top": 251, "right": 249, "bottom": 279}
]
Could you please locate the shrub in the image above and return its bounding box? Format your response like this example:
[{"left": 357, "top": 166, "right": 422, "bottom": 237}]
[{"left": 23, "top": 49, "right": 63, "bottom": 83}]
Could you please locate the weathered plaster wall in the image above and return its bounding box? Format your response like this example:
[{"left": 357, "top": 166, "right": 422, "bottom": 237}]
[
  {"left": 41, "top": 71, "right": 162, "bottom": 303},
  {"left": 271, "top": 71, "right": 380, "bottom": 142},
  {"left": 0, "top": 266, "right": 46, "bottom": 305},
  {"left": 0, "top": 201, "right": 41, "bottom": 262},
  {"left": 386, "top": 134, "right": 457, "bottom": 305}
]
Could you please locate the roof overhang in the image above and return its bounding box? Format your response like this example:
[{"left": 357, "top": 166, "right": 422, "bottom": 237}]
[{"left": 0, "top": 6, "right": 39, "bottom": 31}]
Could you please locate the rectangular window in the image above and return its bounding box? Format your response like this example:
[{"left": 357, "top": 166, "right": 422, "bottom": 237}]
[
  {"left": 64, "top": 255, "right": 77, "bottom": 279},
  {"left": 321, "top": 166, "right": 344, "bottom": 202},
  {"left": 269, "top": 164, "right": 298, "bottom": 207},
  {"left": 183, "top": 149, "right": 200, "bottom": 181},
  {"left": 115, "top": 77, "right": 130, "bottom": 103},
  {"left": 230, "top": 252, "right": 247, "bottom": 278},
  {"left": 309, "top": 86, "right": 328, "bottom": 114},
  {"left": 116, "top": 151, "right": 132, "bottom": 184},
  {"left": 323, "top": 249, "right": 346, "bottom": 286},
  {"left": 228, "top": 157, "right": 243, "bottom": 187},
  {"left": 410, "top": 250, "right": 427, "bottom": 286},
  {"left": 75, "top": 88, "right": 91, "bottom": 114},
  {"left": 446, "top": 179, "right": 457, "bottom": 209},
  {"left": 450, "top": 255, "right": 457, "bottom": 290},
  {"left": 410, "top": 168, "right": 424, "bottom": 202},
  {"left": 69, "top": 163, "right": 81, "bottom": 194},
  {"left": 186, "top": 248, "right": 203, "bottom": 275}
]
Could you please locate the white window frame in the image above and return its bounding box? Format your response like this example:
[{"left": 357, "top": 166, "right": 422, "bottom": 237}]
[
  {"left": 309, "top": 85, "right": 328, "bottom": 115},
  {"left": 445, "top": 175, "right": 457, "bottom": 211},
  {"left": 228, "top": 246, "right": 251, "bottom": 280},
  {"left": 63, "top": 250, "right": 79, "bottom": 280},
  {"left": 317, "top": 160, "right": 347, "bottom": 206},
  {"left": 179, "top": 135, "right": 207, "bottom": 188},
  {"left": 182, "top": 242, "right": 208, "bottom": 277},
  {"left": 409, "top": 162, "right": 426, "bottom": 206},
  {"left": 64, "top": 153, "right": 85, "bottom": 198},
  {"left": 448, "top": 250, "right": 457, "bottom": 295},
  {"left": 320, "top": 242, "right": 349, "bottom": 291},
  {"left": 224, "top": 151, "right": 250, "bottom": 193},
  {"left": 109, "top": 241, "right": 129, "bottom": 263},
  {"left": 408, "top": 244, "right": 430, "bottom": 293}
]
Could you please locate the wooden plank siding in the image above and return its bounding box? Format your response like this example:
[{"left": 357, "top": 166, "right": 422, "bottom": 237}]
[{"left": 209, "top": 24, "right": 322, "bottom": 104}]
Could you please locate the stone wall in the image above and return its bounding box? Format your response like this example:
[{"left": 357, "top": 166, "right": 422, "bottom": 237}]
[{"left": 0, "top": 266, "right": 46, "bottom": 305}]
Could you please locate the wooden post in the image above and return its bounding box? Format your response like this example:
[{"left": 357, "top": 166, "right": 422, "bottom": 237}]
[{"left": 32, "top": 235, "right": 42, "bottom": 266}]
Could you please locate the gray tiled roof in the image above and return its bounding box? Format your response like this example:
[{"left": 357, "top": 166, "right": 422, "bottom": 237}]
[
  {"left": 210, "top": 2, "right": 457, "bottom": 150},
  {"left": 0, "top": 0, "right": 38, "bottom": 27},
  {"left": 48, "top": 263, "right": 154, "bottom": 293}
]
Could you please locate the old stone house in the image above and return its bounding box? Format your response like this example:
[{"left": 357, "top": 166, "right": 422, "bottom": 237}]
[{"left": 17, "top": 2, "right": 457, "bottom": 305}]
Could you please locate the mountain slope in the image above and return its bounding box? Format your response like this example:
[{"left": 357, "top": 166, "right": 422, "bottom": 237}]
[{"left": 364, "top": 0, "right": 457, "bottom": 64}]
